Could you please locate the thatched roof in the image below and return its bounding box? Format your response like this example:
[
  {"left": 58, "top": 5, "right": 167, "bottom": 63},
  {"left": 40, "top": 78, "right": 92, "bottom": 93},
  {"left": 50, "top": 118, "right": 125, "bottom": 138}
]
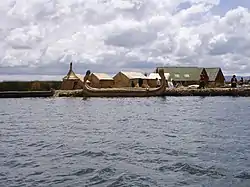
[
  {"left": 155, "top": 67, "right": 205, "bottom": 81},
  {"left": 63, "top": 62, "right": 84, "bottom": 82},
  {"left": 92, "top": 73, "right": 113, "bottom": 80},
  {"left": 148, "top": 73, "right": 170, "bottom": 80},
  {"left": 205, "top": 68, "right": 224, "bottom": 81},
  {"left": 120, "top": 71, "right": 148, "bottom": 79},
  {"left": 63, "top": 72, "right": 78, "bottom": 80},
  {"left": 63, "top": 73, "right": 84, "bottom": 81}
]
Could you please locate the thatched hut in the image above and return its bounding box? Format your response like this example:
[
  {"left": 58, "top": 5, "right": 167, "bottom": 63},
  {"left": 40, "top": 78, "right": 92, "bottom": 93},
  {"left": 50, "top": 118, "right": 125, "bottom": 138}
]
[
  {"left": 113, "top": 71, "right": 149, "bottom": 88},
  {"left": 155, "top": 67, "right": 209, "bottom": 87},
  {"left": 89, "top": 73, "right": 114, "bottom": 88},
  {"left": 147, "top": 73, "right": 170, "bottom": 87},
  {"left": 60, "top": 62, "right": 84, "bottom": 90},
  {"left": 205, "top": 68, "right": 225, "bottom": 87}
]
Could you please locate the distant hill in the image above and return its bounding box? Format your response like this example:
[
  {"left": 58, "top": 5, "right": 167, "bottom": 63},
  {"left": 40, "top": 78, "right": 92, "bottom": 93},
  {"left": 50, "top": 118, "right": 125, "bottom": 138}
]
[{"left": 224, "top": 76, "right": 250, "bottom": 82}]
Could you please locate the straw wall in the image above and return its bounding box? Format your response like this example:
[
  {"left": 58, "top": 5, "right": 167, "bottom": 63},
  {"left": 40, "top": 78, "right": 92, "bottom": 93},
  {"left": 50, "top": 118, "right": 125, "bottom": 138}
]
[{"left": 60, "top": 79, "right": 83, "bottom": 90}]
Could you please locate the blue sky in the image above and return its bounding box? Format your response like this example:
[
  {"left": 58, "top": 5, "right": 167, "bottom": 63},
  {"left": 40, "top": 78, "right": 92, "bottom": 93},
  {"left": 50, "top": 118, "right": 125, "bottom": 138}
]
[{"left": 219, "top": 0, "right": 250, "bottom": 9}]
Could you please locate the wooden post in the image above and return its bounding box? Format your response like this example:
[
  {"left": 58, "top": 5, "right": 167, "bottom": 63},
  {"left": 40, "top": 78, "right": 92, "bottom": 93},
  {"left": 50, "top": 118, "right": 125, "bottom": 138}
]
[{"left": 70, "top": 62, "right": 72, "bottom": 71}]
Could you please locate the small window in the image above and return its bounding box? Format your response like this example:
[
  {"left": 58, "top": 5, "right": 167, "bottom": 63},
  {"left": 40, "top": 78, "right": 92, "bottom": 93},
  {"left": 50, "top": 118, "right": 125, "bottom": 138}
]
[
  {"left": 184, "top": 74, "right": 190, "bottom": 78},
  {"left": 174, "top": 74, "right": 180, "bottom": 78}
]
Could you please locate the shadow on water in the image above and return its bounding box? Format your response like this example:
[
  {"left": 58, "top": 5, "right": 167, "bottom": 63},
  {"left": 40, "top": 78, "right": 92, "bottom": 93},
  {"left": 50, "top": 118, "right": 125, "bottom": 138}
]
[
  {"left": 199, "top": 96, "right": 207, "bottom": 99},
  {"left": 82, "top": 97, "right": 89, "bottom": 101},
  {"left": 159, "top": 96, "right": 167, "bottom": 101}
]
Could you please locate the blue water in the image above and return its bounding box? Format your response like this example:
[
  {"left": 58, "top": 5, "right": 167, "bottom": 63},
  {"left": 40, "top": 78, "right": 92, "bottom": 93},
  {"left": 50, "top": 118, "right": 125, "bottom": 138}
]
[{"left": 1, "top": 97, "right": 250, "bottom": 187}]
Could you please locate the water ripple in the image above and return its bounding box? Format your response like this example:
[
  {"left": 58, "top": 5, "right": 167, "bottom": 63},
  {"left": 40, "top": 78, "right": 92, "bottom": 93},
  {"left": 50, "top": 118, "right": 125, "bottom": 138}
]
[
  {"left": 158, "top": 162, "right": 225, "bottom": 178},
  {"left": 1, "top": 97, "right": 250, "bottom": 186}
]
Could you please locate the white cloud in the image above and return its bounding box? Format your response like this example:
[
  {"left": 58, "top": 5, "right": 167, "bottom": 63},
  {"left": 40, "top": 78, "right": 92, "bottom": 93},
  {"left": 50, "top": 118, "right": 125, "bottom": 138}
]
[{"left": 0, "top": 0, "right": 250, "bottom": 76}]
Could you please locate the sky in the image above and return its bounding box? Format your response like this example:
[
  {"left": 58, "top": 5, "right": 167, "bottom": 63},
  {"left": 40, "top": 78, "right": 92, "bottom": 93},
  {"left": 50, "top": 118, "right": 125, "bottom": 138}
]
[{"left": 0, "top": 0, "right": 250, "bottom": 80}]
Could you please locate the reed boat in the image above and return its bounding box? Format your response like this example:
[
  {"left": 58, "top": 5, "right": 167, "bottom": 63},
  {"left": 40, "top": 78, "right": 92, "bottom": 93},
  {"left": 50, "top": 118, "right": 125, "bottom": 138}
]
[{"left": 82, "top": 69, "right": 166, "bottom": 97}]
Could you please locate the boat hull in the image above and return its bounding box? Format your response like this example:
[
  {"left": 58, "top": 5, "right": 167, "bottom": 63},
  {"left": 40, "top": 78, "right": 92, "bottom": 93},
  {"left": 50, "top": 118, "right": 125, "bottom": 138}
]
[{"left": 82, "top": 85, "right": 166, "bottom": 97}]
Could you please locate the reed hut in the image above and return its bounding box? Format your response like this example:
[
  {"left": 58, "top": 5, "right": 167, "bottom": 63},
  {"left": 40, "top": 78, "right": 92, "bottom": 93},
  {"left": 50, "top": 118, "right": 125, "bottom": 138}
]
[
  {"left": 155, "top": 67, "right": 209, "bottom": 87},
  {"left": 113, "top": 71, "right": 149, "bottom": 88},
  {"left": 60, "top": 62, "right": 84, "bottom": 90},
  {"left": 89, "top": 73, "right": 114, "bottom": 88},
  {"left": 147, "top": 73, "right": 170, "bottom": 87},
  {"left": 205, "top": 68, "right": 225, "bottom": 87}
]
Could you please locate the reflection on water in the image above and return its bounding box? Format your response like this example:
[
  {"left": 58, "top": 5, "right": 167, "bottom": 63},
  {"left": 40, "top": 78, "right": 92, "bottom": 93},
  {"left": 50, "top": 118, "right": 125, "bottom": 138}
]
[{"left": 1, "top": 97, "right": 250, "bottom": 187}]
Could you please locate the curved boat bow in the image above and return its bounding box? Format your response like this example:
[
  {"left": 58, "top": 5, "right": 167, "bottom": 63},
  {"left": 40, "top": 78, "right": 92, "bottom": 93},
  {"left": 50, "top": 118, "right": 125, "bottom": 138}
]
[{"left": 82, "top": 69, "right": 166, "bottom": 97}]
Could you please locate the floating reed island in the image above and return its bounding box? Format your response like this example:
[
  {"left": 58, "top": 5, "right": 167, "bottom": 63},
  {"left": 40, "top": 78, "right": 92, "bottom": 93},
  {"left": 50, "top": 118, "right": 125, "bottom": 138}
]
[
  {"left": 54, "top": 89, "right": 83, "bottom": 97},
  {"left": 2, "top": 64, "right": 250, "bottom": 98},
  {"left": 163, "top": 88, "right": 250, "bottom": 97},
  {"left": 1, "top": 88, "right": 250, "bottom": 98},
  {"left": 54, "top": 88, "right": 250, "bottom": 97}
]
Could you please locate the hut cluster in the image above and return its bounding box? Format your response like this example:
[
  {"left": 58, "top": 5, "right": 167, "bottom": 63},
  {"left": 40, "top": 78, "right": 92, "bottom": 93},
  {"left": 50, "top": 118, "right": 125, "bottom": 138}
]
[{"left": 60, "top": 63, "right": 226, "bottom": 90}]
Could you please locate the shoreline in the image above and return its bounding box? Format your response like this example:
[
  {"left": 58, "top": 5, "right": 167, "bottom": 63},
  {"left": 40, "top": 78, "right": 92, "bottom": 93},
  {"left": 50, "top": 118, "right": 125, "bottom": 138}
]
[
  {"left": 0, "top": 90, "right": 55, "bottom": 98},
  {"left": 163, "top": 88, "right": 250, "bottom": 96},
  {"left": 1, "top": 88, "right": 250, "bottom": 98},
  {"left": 55, "top": 88, "right": 250, "bottom": 97}
]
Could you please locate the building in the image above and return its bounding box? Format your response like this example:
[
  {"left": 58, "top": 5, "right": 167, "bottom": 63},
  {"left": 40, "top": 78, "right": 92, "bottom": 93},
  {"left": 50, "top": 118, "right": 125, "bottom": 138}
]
[
  {"left": 60, "top": 62, "right": 84, "bottom": 90},
  {"left": 113, "top": 71, "right": 148, "bottom": 87},
  {"left": 147, "top": 73, "right": 170, "bottom": 87},
  {"left": 89, "top": 73, "right": 114, "bottom": 88},
  {"left": 155, "top": 67, "right": 209, "bottom": 86},
  {"left": 205, "top": 68, "right": 225, "bottom": 87}
]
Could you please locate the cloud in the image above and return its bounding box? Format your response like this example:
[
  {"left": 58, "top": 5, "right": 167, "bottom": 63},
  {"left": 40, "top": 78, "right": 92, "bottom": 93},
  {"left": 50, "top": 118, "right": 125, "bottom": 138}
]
[{"left": 0, "top": 0, "right": 250, "bottom": 77}]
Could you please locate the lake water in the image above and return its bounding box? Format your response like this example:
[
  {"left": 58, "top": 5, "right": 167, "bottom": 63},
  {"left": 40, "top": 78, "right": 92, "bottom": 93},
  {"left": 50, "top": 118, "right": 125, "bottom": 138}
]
[{"left": 1, "top": 97, "right": 250, "bottom": 187}]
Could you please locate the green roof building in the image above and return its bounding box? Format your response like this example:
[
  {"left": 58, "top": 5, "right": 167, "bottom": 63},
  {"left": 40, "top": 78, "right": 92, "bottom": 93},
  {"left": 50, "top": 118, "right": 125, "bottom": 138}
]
[
  {"left": 205, "top": 67, "right": 225, "bottom": 87},
  {"left": 155, "top": 66, "right": 225, "bottom": 87},
  {"left": 155, "top": 66, "right": 208, "bottom": 86}
]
